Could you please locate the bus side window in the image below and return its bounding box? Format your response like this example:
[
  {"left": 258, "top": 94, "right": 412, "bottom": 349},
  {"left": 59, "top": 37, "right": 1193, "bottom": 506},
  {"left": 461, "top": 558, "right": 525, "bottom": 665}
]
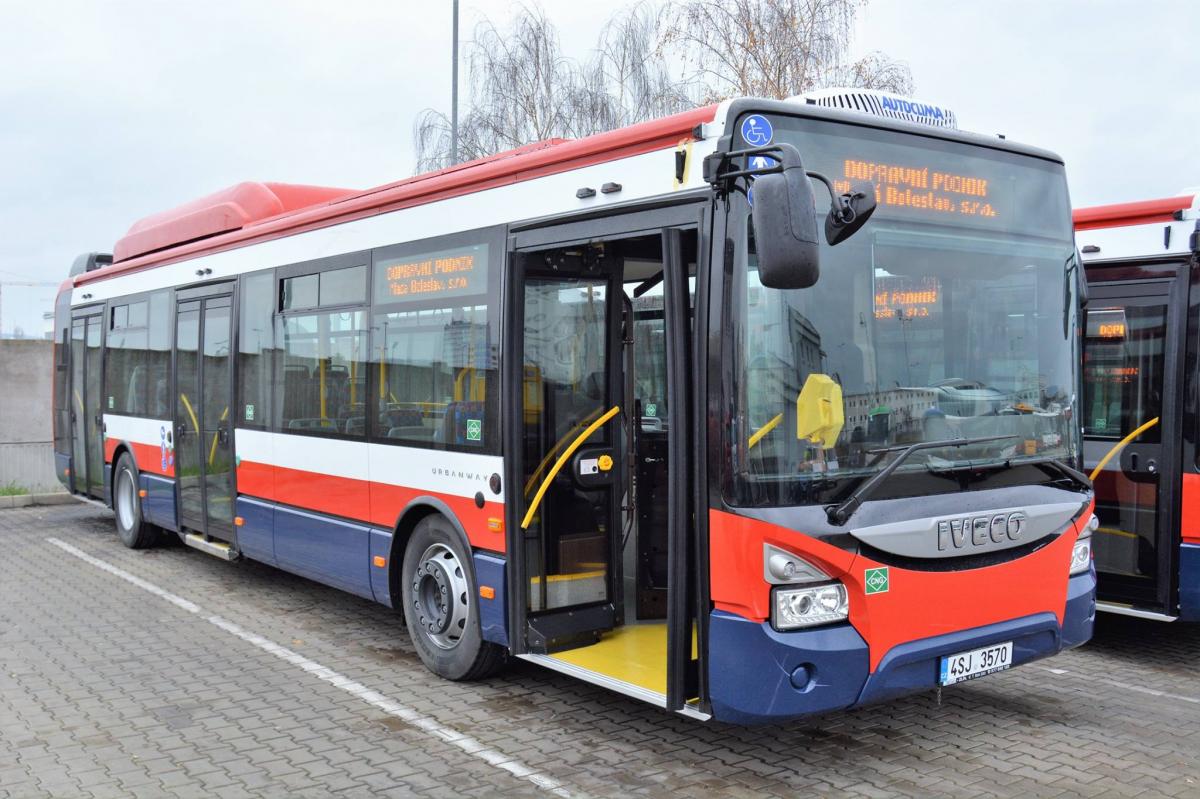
[
  {"left": 239, "top": 271, "right": 275, "bottom": 429},
  {"left": 276, "top": 264, "right": 369, "bottom": 439},
  {"left": 371, "top": 304, "right": 495, "bottom": 448}
]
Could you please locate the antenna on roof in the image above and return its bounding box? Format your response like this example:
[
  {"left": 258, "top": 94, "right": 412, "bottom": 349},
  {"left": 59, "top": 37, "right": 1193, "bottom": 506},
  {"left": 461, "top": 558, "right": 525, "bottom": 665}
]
[{"left": 451, "top": 0, "right": 460, "bottom": 166}]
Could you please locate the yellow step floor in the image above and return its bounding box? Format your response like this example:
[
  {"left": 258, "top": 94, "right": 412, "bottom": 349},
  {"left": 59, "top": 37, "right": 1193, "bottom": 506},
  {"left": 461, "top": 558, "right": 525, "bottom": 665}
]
[{"left": 546, "top": 623, "right": 668, "bottom": 695}]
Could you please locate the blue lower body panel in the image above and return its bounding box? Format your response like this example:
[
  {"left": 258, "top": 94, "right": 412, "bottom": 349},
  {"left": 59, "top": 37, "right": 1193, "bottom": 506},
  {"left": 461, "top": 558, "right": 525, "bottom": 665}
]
[
  {"left": 236, "top": 496, "right": 275, "bottom": 565},
  {"left": 708, "top": 572, "right": 1097, "bottom": 724},
  {"left": 273, "top": 504, "right": 373, "bottom": 601},
  {"left": 55, "top": 451, "right": 71, "bottom": 490},
  {"left": 1061, "top": 567, "right": 1097, "bottom": 646},
  {"left": 140, "top": 474, "right": 177, "bottom": 531},
  {"left": 1180, "top": 544, "right": 1200, "bottom": 622},
  {"left": 473, "top": 552, "right": 508, "bottom": 647},
  {"left": 369, "top": 528, "right": 393, "bottom": 606},
  {"left": 708, "top": 611, "right": 869, "bottom": 724}
]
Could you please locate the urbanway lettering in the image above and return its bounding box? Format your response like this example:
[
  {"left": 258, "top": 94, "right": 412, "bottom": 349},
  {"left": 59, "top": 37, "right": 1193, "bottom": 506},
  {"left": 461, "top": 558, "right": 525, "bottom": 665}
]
[{"left": 431, "top": 467, "right": 486, "bottom": 482}]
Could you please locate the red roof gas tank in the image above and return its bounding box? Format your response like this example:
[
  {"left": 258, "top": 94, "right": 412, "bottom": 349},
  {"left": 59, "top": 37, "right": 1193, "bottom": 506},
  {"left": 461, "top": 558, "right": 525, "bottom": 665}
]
[{"left": 113, "top": 181, "right": 355, "bottom": 262}]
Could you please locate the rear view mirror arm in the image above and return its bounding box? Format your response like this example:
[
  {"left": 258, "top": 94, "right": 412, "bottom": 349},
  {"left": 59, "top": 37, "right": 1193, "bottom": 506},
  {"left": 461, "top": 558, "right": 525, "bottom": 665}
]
[{"left": 701, "top": 146, "right": 854, "bottom": 226}]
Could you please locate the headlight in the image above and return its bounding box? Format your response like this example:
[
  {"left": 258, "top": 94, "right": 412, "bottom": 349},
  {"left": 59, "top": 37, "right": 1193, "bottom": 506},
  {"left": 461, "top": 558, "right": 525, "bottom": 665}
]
[
  {"left": 772, "top": 583, "right": 849, "bottom": 630},
  {"left": 1069, "top": 538, "right": 1092, "bottom": 575},
  {"left": 1070, "top": 515, "right": 1095, "bottom": 575}
]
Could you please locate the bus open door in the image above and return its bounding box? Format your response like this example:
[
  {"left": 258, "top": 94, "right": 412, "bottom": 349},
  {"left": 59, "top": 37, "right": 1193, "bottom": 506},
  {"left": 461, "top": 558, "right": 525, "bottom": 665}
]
[{"left": 1077, "top": 190, "right": 1200, "bottom": 621}]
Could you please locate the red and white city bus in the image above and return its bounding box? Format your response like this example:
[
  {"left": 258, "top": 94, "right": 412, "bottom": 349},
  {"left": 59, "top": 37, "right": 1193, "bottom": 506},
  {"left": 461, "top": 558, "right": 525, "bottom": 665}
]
[
  {"left": 53, "top": 91, "right": 1096, "bottom": 723},
  {"left": 1076, "top": 189, "right": 1200, "bottom": 621}
]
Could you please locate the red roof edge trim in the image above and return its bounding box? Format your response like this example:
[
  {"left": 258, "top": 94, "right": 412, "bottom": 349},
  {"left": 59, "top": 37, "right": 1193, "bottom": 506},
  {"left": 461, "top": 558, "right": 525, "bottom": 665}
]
[
  {"left": 113, "top": 182, "right": 357, "bottom": 263},
  {"left": 1073, "top": 195, "right": 1194, "bottom": 231},
  {"left": 79, "top": 104, "right": 719, "bottom": 286}
]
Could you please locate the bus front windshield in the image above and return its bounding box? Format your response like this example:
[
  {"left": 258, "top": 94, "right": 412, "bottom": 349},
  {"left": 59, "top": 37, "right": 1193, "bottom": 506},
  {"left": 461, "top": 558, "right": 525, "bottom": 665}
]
[{"left": 730, "top": 114, "right": 1079, "bottom": 506}]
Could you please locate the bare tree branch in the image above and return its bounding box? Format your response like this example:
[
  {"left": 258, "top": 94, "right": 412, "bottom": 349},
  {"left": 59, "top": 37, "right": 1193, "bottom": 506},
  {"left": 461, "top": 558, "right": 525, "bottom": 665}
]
[
  {"left": 413, "top": 0, "right": 912, "bottom": 171},
  {"left": 661, "top": 0, "right": 911, "bottom": 101}
]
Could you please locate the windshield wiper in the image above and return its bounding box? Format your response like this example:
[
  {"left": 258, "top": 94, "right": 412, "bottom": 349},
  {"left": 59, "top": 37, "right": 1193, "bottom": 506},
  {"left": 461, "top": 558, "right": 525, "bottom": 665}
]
[
  {"left": 825, "top": 435, "right": 1018, "bottom": 526},
  {"left": 1031, "top": 457, "right": 1092, "bottom": 491}
]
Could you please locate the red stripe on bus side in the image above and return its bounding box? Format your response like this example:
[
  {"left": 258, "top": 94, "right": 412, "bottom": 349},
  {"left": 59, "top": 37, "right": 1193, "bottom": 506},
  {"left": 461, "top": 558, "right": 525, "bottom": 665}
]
[
  {"left": 237, "top": 459, "right": 505, "bottom": 553},
  {"left": 105, "top": 438, "right": 175, "bottom": 477},
  {"left": 1181, "top": 473, "right": 1200, "bottom": 545}
]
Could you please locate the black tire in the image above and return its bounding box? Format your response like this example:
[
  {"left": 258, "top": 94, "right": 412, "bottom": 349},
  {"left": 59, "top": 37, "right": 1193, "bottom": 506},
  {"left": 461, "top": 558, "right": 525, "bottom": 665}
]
[
  {"left": 401, "top": 515, "right": 506, "bottom": 681},
  {"left": 112, "top": 453, "right": 158, "bottom": 549}
]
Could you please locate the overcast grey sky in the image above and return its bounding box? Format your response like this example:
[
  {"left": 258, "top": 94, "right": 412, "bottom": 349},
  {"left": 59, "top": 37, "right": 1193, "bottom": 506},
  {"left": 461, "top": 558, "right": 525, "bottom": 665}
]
[{"left": 1, "top": 0, "right": 1195, "bottom": 336}]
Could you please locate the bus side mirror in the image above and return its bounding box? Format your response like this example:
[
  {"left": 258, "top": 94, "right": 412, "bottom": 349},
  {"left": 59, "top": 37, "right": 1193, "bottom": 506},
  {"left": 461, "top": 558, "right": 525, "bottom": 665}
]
[{"left": 751, "top": 159, "right": 821, "bottom": 290}]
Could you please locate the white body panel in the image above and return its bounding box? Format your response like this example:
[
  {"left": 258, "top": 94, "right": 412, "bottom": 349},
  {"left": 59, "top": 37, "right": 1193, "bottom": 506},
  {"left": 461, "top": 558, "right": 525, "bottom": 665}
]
[
  {"left": 103, "top": 414, "right": 172, "bottom": 447},
  {"left": 1077, "top": 191, "right": 1198, "bottom": 264},
  {"left": 234, "top": 428, "right": 504, "bottom": 502}
]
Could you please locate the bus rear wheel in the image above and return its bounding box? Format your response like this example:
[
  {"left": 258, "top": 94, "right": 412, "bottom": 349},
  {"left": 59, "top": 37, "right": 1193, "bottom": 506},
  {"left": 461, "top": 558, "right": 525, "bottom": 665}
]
[
  {"left": 401, "top": 515, "right": 505, "bottom": 681},
  {"left": 113, "top": 453, "right": 158, "bottom": 549}
]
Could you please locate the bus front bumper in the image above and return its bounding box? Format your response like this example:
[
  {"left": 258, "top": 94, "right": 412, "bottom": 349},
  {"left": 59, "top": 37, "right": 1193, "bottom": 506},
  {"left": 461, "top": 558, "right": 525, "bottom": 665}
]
[{"left": 707, "top": 570, "right": 1096, "bottom": 725}]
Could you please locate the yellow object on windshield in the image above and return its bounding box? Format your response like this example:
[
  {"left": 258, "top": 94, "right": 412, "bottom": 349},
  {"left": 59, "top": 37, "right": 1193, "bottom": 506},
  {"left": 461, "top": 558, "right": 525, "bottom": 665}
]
[{"left": 795, "top": 374, "right": 844, "bottom": 450}]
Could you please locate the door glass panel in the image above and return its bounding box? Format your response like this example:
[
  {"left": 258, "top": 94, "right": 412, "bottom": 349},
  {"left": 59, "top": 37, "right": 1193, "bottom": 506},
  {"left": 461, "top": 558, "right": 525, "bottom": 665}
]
[
  {"left": 522, "top": 276, "right": 610, "bottom": 612},
  {"left": 84, "top": 316, "right": 104, "bottom": 496},
  {"left": 202, "top": 299, "right": 234, "bottom": 537},
  {"left": 175, "top": 301, "right": 203, "bottom": 530},
  {"left": 1084, "top": 305, "right": 1164, "bottom": 441},
  {"left": 1083, "top": 300, "right": 1167, "bottom": 591},
  {"left": 70, "top": 318, "right": 87, "bottom": 492}
]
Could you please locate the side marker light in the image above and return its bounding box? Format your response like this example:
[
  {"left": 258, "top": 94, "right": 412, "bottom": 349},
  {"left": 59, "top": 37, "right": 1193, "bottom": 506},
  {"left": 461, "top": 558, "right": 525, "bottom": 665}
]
[
  {"left": 479, "top": 586, "right": 496, "bottom": 600},
  {"left": 372, "top": 555, "right": 386, "bottom": 568},
  {"left": 234, "top": 516, "right": 244, "bottom": 527}
]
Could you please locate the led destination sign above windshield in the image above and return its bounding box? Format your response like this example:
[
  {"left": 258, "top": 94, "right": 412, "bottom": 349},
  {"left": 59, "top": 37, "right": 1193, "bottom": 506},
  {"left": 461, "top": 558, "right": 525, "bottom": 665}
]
[
  {"left": 834, "top": 160, "right": 998, "bottom": 220},
  {"left": 741, "top": 113, "right": 1071, "bottom": 239},
  {"left": 375, "top": 243, "right": 489, "bottom": 302}
]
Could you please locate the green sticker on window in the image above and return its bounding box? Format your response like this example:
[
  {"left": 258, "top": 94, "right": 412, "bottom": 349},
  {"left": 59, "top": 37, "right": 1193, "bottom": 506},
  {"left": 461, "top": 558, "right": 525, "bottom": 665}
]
[
  {"left": 108, "top": 396, "right": 114, "bottom": 409},
  {"left": 466, "top": 418, "right": 482, "bottom": 441},
  {"left": 245, "top": 404, "right": 255, "bottom": 421},
  {"left": 865, "top": 566, "right": 889, "bottom": 595},
  {"left": 645, "top": 403, "right": 657, "bottom": 416}
]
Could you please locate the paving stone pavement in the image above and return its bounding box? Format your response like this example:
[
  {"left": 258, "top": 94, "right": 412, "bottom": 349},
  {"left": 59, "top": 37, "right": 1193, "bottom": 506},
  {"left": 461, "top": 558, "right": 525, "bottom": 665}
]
[{"left": 1, "top": 503, "right": 1198, "bottom": 798}]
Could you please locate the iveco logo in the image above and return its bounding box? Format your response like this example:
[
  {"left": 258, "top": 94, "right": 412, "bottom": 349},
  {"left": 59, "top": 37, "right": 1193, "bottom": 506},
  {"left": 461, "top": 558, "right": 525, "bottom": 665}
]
[{"left": 937, "top": 512, "right": 1026, "bottom": 551}]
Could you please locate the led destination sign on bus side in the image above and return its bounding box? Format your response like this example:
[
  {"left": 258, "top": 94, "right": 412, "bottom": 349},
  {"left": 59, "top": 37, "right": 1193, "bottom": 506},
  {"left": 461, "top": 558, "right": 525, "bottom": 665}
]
[
  {"left": 834, "top": 160, "right": 998, "bottom": 220},
  {"left": 375, "top": 243, "right": 489, "bottom": 302}
]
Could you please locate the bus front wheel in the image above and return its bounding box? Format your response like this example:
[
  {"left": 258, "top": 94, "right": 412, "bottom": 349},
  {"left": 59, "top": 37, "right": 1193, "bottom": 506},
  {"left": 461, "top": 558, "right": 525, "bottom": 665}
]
[
  {"left": 113, "top": 453, "right": 158, "bottom": 549},
  {"left": 401, "top": 515, "right": 505, "bottom": 680}
]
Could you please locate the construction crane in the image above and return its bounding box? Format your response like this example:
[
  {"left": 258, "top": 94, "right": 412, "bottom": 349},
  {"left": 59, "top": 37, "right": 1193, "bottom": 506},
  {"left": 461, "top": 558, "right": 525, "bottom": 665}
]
[{"left": 0, "top": 280, "right": 60, "bottom": 339}]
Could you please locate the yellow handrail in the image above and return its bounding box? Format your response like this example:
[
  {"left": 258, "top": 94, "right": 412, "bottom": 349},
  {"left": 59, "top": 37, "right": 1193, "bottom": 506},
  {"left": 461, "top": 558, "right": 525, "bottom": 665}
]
[
  {"left": 179, "top": 393, "right": 200, "bottom": 437},
  {"left": 748, "top": 412, "right": 783, "bottom": 450},
  {"left": 1088, "top": 417, "right": 1159, "bottom": 480},
  {"left": 521, "top": 405, "right": 620, "bottom": 530},
  {"left": 523, "top": 406, "right": 604, "bottom": 496}
]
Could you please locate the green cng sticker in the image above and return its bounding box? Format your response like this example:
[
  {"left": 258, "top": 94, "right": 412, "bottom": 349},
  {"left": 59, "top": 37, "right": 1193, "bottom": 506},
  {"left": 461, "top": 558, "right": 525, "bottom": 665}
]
[
  {"left": 645, "top": 403, "right": 658, "bottom": 416},
  {"left": 466, "top": 418, "right": 482, "bottom": 442},
  {"left": 864, "top": 566, "right": 890, "bottom": 595}
]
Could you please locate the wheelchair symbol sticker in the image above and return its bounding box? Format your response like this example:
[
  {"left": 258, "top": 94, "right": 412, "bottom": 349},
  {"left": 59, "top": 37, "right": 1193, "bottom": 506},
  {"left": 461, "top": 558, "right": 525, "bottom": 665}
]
[{"left": 741, "top": 114, "right": 773, "bottom": 146}]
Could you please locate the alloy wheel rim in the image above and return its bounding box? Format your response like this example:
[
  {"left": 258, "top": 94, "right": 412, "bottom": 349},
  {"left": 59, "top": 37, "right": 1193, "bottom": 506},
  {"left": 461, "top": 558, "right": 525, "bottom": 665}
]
[
  {"left": 412, "top": 542, "right": 470, "bottom": 650},
  {"left": 117, "top": 469, "right": 136, "bottom": 531}
]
